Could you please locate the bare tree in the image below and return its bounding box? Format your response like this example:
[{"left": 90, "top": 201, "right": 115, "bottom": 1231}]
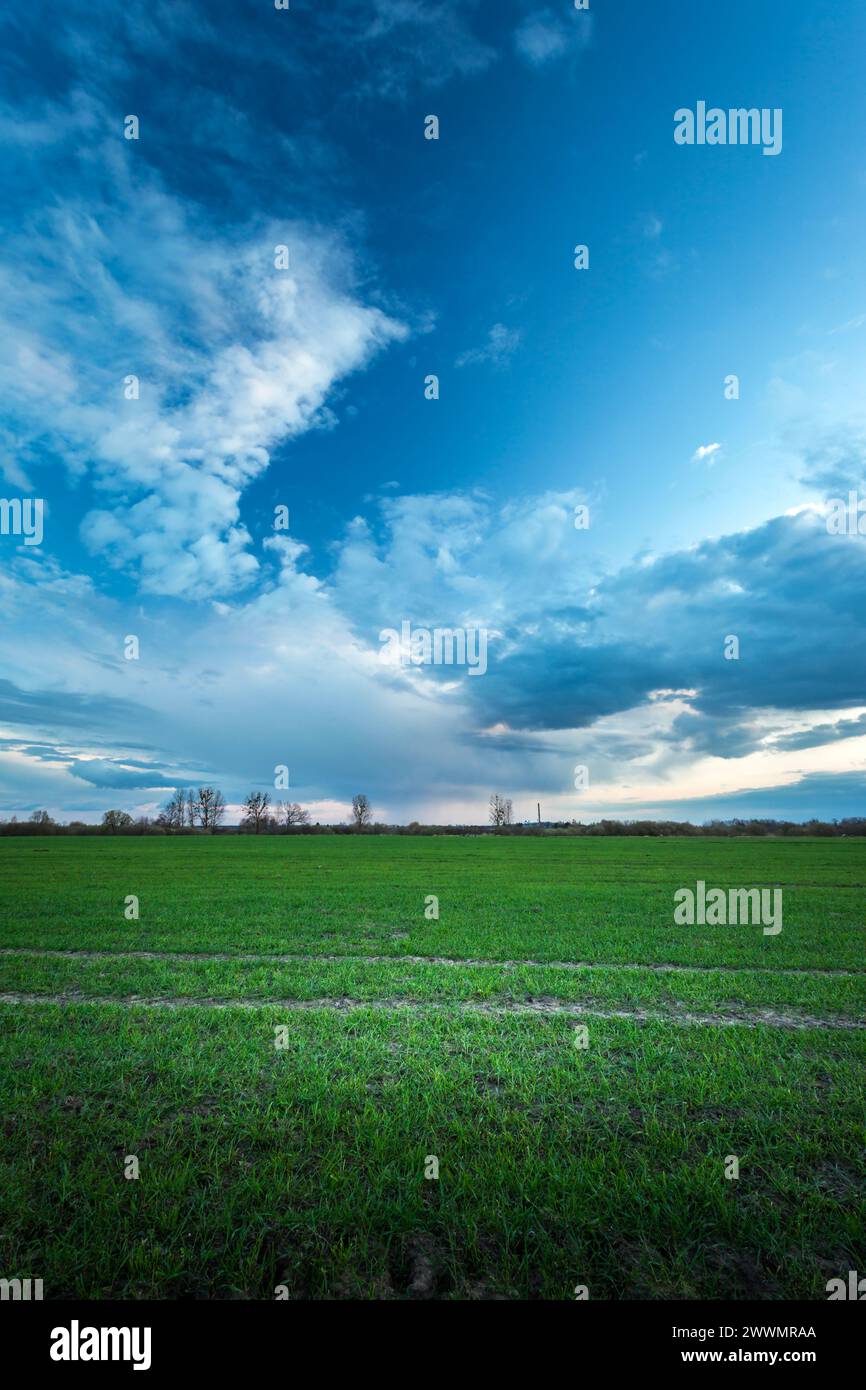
[
  {"left": 243, "top": 791, "right": 270, "bottom": 833},
  {"left": 278, "top": 801, "right": 310, "bottom": 828},
  {"left": 186, "top": 789, "right": 197, "bottom": 829},
  {"left": 102, "top": 809, "right": 133, "bottom": 833},
  {"left": 351, "top": 794, "right": 372, "bottom": 829},
  {"left": 197, "top": 786, "right": 226, "bottom": 833},
  {"left": 489, "top": 793, "right": 513, "bottom": 828},
  {"left": 158, "top": 788, "right": 186, "bottom": 831}
]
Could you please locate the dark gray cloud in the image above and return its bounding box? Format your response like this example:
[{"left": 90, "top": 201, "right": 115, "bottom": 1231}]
[
  {"left": 472, "top": 636, "right": 671, "bottom": 731},
  {"left": 0, "top": 679, "right": 151, "bottom": 734},
  {"left": 770, "top": 713, "right": 866, "bottom": 752},
  {"left": 469, "top": 512, "right": 866, "bottom": 754},
  {"left": 67, "top": 759, "right": 178, "bottom": 790}
]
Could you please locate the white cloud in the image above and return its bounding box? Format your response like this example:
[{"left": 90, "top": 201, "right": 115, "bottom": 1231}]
[
  {"left": 361, "top": 0, "right": 496, "bottom": 92},
  {"left": 0, "top": 132, "right": 406, "bottom": 598},
  {"left": 514, "top": 7, "right": 592, "bottom": 67},
  {"left": 692, "top": 443, "right": 722, "bottom": 464},
  {"left": 455, "top": 323, "right": 522, "bottom": 369},
  {"left": 330, "top": 486, "right": 594, "bottom": 641}
]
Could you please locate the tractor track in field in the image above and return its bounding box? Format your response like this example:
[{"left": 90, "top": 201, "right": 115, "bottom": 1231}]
[
  {"left": 0, "top": 946, "right": 861, "bottom": 977},
  {"left": 0, "top": 990, "right": 862, "bottom": 1031}
]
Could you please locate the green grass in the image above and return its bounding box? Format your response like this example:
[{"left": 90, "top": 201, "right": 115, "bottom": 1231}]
[
  {"left": 2, "top": 1003, "right": 864, "bottom": 1300},
  {"left": 0, "top": 835, "right": 864, "bottom": 1299},
  {"left": 1, "top": 834, "right": 864, "bottom": 967},
  {"left": 1, "top": 951, "right": 865, "bottom": 1021}
]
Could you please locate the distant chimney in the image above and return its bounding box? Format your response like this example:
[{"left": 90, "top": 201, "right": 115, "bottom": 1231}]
[{"left": 537, "top": 802, "right": 541, "bottom": 824}]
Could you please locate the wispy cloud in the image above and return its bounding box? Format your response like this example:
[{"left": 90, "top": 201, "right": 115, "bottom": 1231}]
[
  {"left": 692, "top": 443, "right": 722, "bottom": 464},
  {"left": 455, "top": 323, "right": 522, "bottom": 370},
  {"left": 0, "top": 103, "right": 406, "bottom": 597},
  {"left": 514, "top": 7, "right": 592, "bottom": 67}
]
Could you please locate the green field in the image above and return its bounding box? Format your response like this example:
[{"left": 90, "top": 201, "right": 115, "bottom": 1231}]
[{"left": 0, "top": 835, "right": 864, "bottom": 1299}]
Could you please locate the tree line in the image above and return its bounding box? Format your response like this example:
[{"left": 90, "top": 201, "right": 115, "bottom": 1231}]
[
  {"left": 154, "top": 786, "right": 315, "bottom": 833},
  {"left": 0, "top": 790, "right": 375, "bottom": 834},
  {"left": 2, "top": 803, "right": 865, "bottom": 837},
  {"left": 1, "top": 806, "right": 866, "bottom": 834}
]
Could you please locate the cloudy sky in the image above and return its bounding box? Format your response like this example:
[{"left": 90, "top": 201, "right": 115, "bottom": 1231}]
[{"left": 2, "top": 0, "right": 866, "bottom": 824}]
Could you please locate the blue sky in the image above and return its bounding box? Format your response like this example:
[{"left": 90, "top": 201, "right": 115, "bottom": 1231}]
[{"left": 2, "top": 0, "right": 866, "bottom": 824}]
